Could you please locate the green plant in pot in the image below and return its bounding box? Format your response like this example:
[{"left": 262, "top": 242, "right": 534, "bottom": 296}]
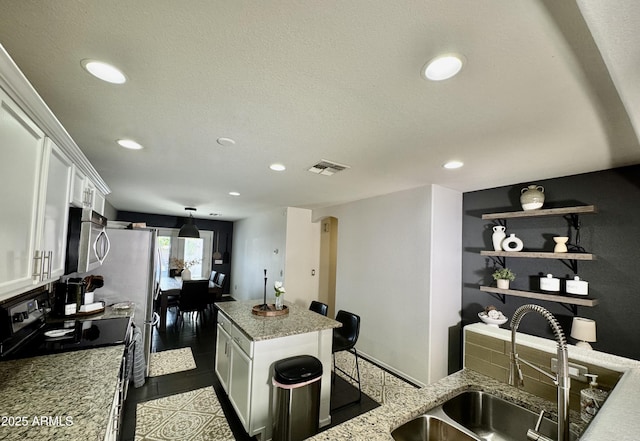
[{"left": 492, "top": 267, "right": 515, "bottom": 289}]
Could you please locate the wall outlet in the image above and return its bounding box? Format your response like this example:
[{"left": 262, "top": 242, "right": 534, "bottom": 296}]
[{"left": 551, "top": 358, "right": 588, "bottom": 382}]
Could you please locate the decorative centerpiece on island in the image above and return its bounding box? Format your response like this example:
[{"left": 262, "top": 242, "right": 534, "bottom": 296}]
[
  {"left": 252, "top": 269, "right": 289, "bottom": 316},
  {"left": 274, "top": 281, "right": 286, "bottom": 310},
  {"left": 492, "top": 267, "right": 515, "bottom": 289}
]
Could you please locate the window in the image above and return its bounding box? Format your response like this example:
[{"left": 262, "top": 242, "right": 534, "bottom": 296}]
[{"left": 157, "top": 228, "right": 213, "bottom": 279}]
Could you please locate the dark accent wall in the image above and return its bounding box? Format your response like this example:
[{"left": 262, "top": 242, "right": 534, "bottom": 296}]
[
  {"left": 462, "top": 165, "right": 640, "bottom": 362},
  {"left": 116, "top": 211, "right": 233, "bottom": 293}
]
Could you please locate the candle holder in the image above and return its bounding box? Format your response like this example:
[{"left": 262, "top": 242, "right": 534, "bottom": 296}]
[
  {"left": 252, "top": 269, "right": 289, "bottom": 316},
  {"left": 260, "top": 268, "right": 269, "bottom": 311}
]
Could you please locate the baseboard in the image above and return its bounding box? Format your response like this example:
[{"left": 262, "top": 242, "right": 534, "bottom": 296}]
[{"left": 356, "top": 350, "right": 425, "bottom": 388}]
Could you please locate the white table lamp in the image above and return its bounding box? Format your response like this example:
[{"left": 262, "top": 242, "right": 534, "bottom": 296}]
[{"left": 570, "top": 317, "right": 596, "bottom": 349}]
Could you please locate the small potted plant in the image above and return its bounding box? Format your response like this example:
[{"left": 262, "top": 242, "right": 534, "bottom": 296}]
[{"left": 492, "top": 267, "right": 515, "bottom": 289}]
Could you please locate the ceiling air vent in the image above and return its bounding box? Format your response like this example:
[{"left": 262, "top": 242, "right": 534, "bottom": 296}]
[{"left": 308, "top": 160, "right": 351, "bottom": 176}]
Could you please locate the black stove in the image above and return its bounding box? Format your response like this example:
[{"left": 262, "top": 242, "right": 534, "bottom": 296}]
[{"left": 5, "top": 316, "right": 131, "bottom": 360}]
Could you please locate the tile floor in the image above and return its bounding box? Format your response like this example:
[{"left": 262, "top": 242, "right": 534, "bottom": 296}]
[{"left": 120, "top": 301, "right": 379, "bottom": 440}]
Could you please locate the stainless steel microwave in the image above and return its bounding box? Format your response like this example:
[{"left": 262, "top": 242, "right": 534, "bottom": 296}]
[{"left": 65, "top": 207, "right": 110, "bottom": 274}]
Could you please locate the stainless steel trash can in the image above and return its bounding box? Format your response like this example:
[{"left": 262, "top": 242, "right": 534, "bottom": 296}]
[{"left": 272, "top": 355, "right": 323, "bottom": 441}]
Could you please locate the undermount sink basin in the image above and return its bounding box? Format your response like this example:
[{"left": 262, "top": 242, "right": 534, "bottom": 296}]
[
  {"left": 391, "top": 415, "right": 478, "bottom": 441},
  {"left": 443, "top": 391, "right": 568, "bottom": 441},
  {"left": 392, "top": 390, "right": 578, "bottom": 441}
]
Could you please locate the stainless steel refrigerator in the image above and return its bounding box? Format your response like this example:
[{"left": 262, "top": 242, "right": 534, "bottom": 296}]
[{"left": 89, "top": 227, "right": 160, "bottom": 376}]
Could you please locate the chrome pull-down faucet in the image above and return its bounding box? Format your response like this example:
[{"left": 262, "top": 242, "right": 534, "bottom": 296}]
[{"left": 509, "top": 304, "right": 570, "bottom": 441}]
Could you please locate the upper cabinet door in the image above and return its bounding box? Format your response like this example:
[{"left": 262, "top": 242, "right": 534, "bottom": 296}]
[
  {"left": 39, "top": 139, "right": 72, "bottom": 280},
  {"left": 0, "top": 88, "right": 45, "bottom": 297},
  {"left": 70, "top": 166, "right": 105, "bottom": 215}
]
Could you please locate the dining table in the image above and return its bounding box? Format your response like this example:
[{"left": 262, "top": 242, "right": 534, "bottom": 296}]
[
  {"left": 158, "top": 276, "right": 182, "bottom": 331},
  {"left": 158, "top": 276, "right": 217, "bottom": 331}
]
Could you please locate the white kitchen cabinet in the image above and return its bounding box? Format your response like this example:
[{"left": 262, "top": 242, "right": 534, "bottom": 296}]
[
  {"left": 36, "top": 139, "right": 72, "bottom": 281},
  {"left": 214, "top": 323, "right": 231, "bottom": 393},
  {"left": 70, "top": 165, "right": 86, "bottom": 207},
  {"left": 93, "top": 188, "right": 106, "bottom": 215},
  {"left": 0, "top": 87, "right": 46, "bottom": 298},
  {"left": 229, "top": 338, "right": 253, "bottom": 429},
  {"left": 70, "top": 166, "right": 105, "bottom": 215}
]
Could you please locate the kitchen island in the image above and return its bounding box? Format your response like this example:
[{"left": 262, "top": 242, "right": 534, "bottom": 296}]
[
  {"left": 214, "top": 299, "right": 341, "bottom": 440},
  {"left": 0, "top": 345, "right": 124, "bottom": 441}
]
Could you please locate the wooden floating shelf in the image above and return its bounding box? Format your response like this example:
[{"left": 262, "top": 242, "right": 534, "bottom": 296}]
[
  {"left": 480, "top": 286, "right": 599, "bottom": 307},
  {"left": 480, "top": 250, "right": 595, "bottom": 260},
  {"left": 482, "top": 205, "right": 597, "bottom": 220}
]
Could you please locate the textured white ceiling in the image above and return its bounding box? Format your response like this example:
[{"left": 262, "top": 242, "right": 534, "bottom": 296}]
[{"left": 0, "top": 1, "right": 638, "bottom": 220}]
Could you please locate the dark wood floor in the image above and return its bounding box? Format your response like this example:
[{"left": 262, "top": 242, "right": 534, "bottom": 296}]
[{"left": 120, "top": 301, "right": 379, "bottom": 440}]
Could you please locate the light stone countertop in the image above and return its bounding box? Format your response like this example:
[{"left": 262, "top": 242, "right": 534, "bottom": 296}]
[
  {"left": 215, "top": 299, "right": 341, "bottom": 341},
  {"left": 309, "top": 368, "right": 587, "bottom": 441},
  {"left": 312, "top": 323, "right": 640, "bottom": 441},
  {"left": 467, "top": 323, "right": 640, "bottom": 440},
  {"left": 0, "top": 345, "right": 123, "bottom": 441},
  {"left": 45, "top": 304, "right": 136, "bottom": 324}
]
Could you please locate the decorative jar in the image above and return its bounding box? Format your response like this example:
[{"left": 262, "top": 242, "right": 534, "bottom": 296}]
[{"left": 520, "top": 185, "right": 545, "bottom": 210}]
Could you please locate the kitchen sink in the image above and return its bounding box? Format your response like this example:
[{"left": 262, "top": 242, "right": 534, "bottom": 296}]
[
  {"left": 392, "top": 390, "right": 578, "bottom": 441},
  {"left": 391, "top": 415, "right": 479, "bottom": 441},
  {"left": 442, "top": 390, "right": 575, "bottom": 441}
]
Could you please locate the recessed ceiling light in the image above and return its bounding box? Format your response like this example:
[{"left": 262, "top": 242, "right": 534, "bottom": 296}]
[
  {"left": 443, "top": 160, "right": 464, "bottom": 169},
  {"left": 117, "top": 139, "right": 143, "bottom": 150},
  {"left": 217, "top": 137, "right": 236, "bottom": 147},
  {"left": 270, "top": 163, "right": 286, "bottom": 172},
  {"left": 423, "top": 54, "right": 464, "bottom": 81},
  {"left": 229, "top": 191, "right": 241, "bottom": 196},
  {"left": 81, "top": 59, "right": 127, "bottom": 84}
]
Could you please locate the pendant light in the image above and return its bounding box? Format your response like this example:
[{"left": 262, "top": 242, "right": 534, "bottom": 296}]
[{"left": 178, "top": 207, "right": 200, "bottom": 238}]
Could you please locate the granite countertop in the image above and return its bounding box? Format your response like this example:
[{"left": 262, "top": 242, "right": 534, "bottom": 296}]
[
  {"left": 467, "top": 323, "right": 640, "bottom": 440},
  {"left": 215, "top": 299, "right": 341, "bottom": 341},
  {"left": 308, "top": 368, "right": 587, "bottom": 441},
  {"left": 312, "top": 323, "right": 640, "bottom": 441},
  {"left": 45, "top": 304, "right": 135, "bottom": 324},
  {"left": 0, "top": 345, "right": 123, "bottom": 441}
]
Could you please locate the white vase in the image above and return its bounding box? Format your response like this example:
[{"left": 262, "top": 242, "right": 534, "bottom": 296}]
[
  {"left": 181, "top": 268, "right": 192, "bottom": 281},
  {"left": 497, "top": 279, "right": 510, "bottom": 289},
  {"left": 492, "top": 226, "right": 506, "bottom": 251},
  {"left": 275, "top": 294, "right": 284, "bottom": 310},
  {"left": 502, "top": 234, "right": 524, "bottom": 252}
]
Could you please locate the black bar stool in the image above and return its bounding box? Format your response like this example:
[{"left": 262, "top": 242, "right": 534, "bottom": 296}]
[
  {"left": 331, "top": 310, "right": 361, "bottom": 409},
  {"left": 309, "top": 301, "right": 328, "bottom": 316}
]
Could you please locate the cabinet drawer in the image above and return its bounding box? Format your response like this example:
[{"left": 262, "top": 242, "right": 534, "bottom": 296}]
[
  {"left": 230, "top": 325, "right": 253, "bottom": 358},
  {"left": 217, "top": 312, "right": 232, "bottom": 334}
]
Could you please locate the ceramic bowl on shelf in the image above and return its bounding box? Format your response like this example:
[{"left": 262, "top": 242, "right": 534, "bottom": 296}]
[{"left": 478, "top": 311, "right": 508, "bottom": 327}]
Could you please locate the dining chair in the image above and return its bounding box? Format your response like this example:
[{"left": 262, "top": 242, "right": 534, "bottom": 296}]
[
  {"left": 215, "top": 273, "right": 226, "bottom": 288},
  {"left": 208, "top": 270, "right": 217, "bottom": 286},
  {"left": 309, "top": 301, "right": 328, "bottom": 316},
  {"left": 332, "top": 310, "right": 362, "bottom": 408},
  {"left": 177, "top": 280, "right": 209, "bottom": 326}
]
